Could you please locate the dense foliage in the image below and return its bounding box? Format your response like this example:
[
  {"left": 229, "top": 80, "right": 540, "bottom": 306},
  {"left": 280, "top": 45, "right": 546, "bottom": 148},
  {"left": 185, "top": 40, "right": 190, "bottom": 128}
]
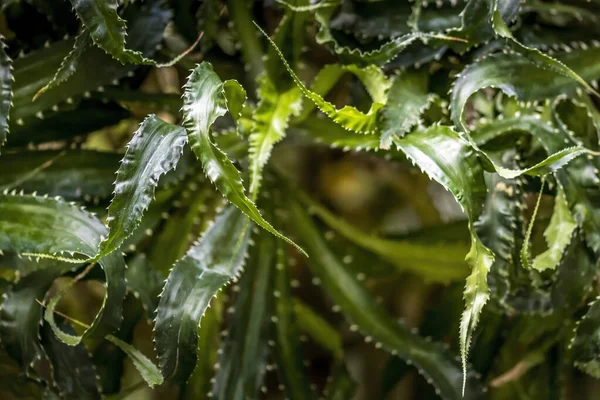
[{"left": 1, "top": 0, "right": 600, "bottom": 398}]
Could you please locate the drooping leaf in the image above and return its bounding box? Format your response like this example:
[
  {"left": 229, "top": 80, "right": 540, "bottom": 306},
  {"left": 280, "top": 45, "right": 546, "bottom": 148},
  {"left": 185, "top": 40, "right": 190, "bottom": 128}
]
[
  {"left": 531, "top": 188, "right": 577, "bottom": 272},
  {"left": 570, "top": 296, "right": 600, "bottom": 378},
  {"left": 0, "top": 37, "right": 13, "bottom": 152},
  {"left": 272, "top": 244, "right": 314, "bottom": 400},
  {"left": 212, "top": 231, "right": 274, "bottom": 399},
  {"left": 154, "top": 206, "right": 251, "bottom": 381},
  {"left": 391, "top": 125, "right": 492, "bottom": 392},
  {"left": 182, "top": 62, "right": 303, "bottom": 253},
  {"left": 289, "top": 200, "right": 485, "bottom": 400},
  {"left": 98, "top": 115, "right": 187, "bottom": 258},
  {"left": 378, "top": 69, "right": 436, "bottom": 149},
  {"left": 249, "top": 76, "right": 302, "bottom": 199},
  {"left": 33, "top": 30, "right": 92, "bottom": 101},
  {"left": 0, "top": 193, "right": 126, "bottom": 344}
]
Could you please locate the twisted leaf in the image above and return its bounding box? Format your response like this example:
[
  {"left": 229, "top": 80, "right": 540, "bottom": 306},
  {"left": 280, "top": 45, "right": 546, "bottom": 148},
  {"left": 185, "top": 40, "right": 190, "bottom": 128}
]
[
  {"left": 98, "top": 115, "right": 187, "bottom": 258},
  {"left": 155, "top": 206, "right": 251, "bottom": 381},
  {"left": 182, "top": 62, "right": 303, "bottom": 253}
]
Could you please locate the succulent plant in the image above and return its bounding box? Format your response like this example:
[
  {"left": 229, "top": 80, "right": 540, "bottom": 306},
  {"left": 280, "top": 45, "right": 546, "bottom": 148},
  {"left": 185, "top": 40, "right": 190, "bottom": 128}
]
[{"left": 1, "top": 0, "right": 600, "bottom": 399}]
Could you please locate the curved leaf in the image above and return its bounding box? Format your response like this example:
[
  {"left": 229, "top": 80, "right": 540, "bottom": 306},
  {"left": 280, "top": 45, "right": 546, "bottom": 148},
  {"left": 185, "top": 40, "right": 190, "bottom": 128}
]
[
  {"left": 105, "top": 335, "right": 163, "bottom": 388},
  {"left": 0, "top": 193, "right": 126, "bottom": 344},
  {"left": 98, "top": 114, "right": 187, "bottom": 258},
  {"left": 0, "top": 37, "right": 12, "bottom": 152},
  {"left": 290, "top": 200, "right": 486, "bottom": 400},
  {"left": 391, "top": 125, "right": 492, "bottom": 391},
  {"left": 182, "top": 62, "right": 304, "bottom": 254},
  {"left": 154, "top": 206, "right": 251, "bottom": 381},
  {"left": 451, "top": 48, "right": 600, "bottom": 133},
  {"left": 212, "top": 231, "right": 274, "bottom": 399}
]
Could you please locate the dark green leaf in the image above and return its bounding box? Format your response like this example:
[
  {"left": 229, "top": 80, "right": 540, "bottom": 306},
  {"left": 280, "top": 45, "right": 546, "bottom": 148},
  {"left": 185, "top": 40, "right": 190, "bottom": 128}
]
[
  {"left": 571, "top": 296, "right": 600, "bottom": 378},
  {"left": 99, "top": 115, "right": 187, "bottom": 258},
  {"left": 290, "top": 200, "right": 485, "bottom": 400},
  {"left": 155, "top": 206, "right": 251, "bottom": 381},
  {"left": 212, "top": 231, "right": 274, "bottom": 399}
]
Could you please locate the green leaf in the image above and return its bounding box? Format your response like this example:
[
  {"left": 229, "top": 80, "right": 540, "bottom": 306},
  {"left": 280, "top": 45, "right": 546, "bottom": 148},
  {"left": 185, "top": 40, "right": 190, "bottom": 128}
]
[
  {"left": 265, "top": 0, "right": 308, "bottom": 90},
  {"left": 33, "top": 30, "right": 92, "bottom": 101},
  {"left": 98, "top": 115, "right": 187, "bottom": 258},
  {"left": 378, "top": 69, "right": 436, "bottom": 149},
  {"left": 0, "top": 193, "right": 126, "bottom": 344},
  {"left": 325, "top": 363, "right": 356, "bottom": 400},
  {"left": 0, "top": 37, "right": 13, "bottom": 152},
  {"left": 182, "top": 62, "right": 304, "bottom": 254},
  {"left": 0, "top": 261, "right": 74, "bottom": 372},
  {"left": 249, "top": 76, "right": 302, "bottom": 199},
  {"left": 289, "top": 200, "right": 485, "bottom": 400},
  {"left": 451, "top": 48, "right": 600, "bottom": 133},
  {"left": 293, "top": 298, "right": 343, "bottom": 359},
  {"left": 493, "top": 146, "right": 590, "bottom": 179},
  {"left": 181, "top": 295, "right": 223, "bottom": 400},
  {"left": 154, "top": 206, "right": 251, "bottom": 381},
  {"left": 570, "top": 296, "right": 600, "bottom": 378},
  {"left": 0, "top": 149, "right": 121, "bottom": 201},
  {"left": 69, "top": 0, "right": 153, "bottom": 65},
  {"left": 258, "top": 23, "right": 388, "bottom": 134},
  {"left": 212, "top": 231, "right": 274, "bottom": 399},
  {"left": 272, "top": 245, "right": 314, "bottom": 400},
  {"left": 105, "top": 335, "right": 163, "bottom": 388},
  {"left": 391, "top": 125, "right": 491, "bottom": 392},
  {"left": 11, "top": 1, "right": 170, "bottom": 122},
  {"left": 312, "top": 2, "right": 463, "bottom": 66},
  {"left": 124, "top": 254, "right": 163, "bottom": 318},
  {"left": 41, "top": 322, "right": 101, "bottom": 399},
  {"left": 491, "top": 8, "right": 600, "bottom": 98},
  {"left": 297, "top": 191, "right": 468, "bottom": 283},
  {"left": 531, "top": 188, "right": 577, "bottom": 272}
]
